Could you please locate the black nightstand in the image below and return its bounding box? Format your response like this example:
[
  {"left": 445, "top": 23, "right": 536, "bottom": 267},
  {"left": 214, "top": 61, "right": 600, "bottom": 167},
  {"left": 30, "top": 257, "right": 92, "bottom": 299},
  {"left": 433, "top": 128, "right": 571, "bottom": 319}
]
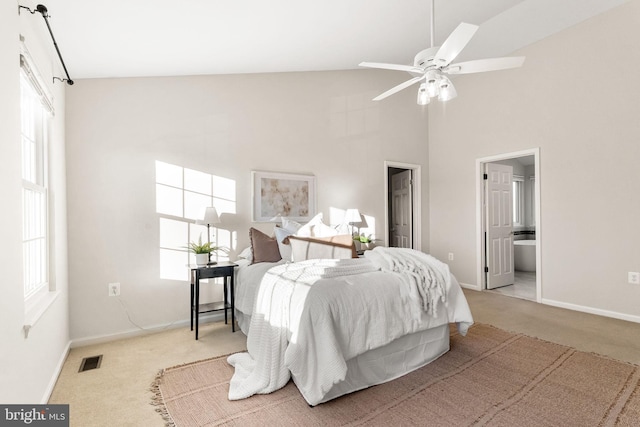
[{"left": 190, "top": 261, "right": 238, "bottom": 340}]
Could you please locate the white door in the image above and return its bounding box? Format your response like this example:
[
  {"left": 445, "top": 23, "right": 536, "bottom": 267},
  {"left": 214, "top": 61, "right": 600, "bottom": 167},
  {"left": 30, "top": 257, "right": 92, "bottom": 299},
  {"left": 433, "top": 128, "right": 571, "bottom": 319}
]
[
  {"left": 390, "top": 170, "right": 412, "bottom": 248},
  {"left": 485, "top": 163, "right": 514, "bottom": 289}
]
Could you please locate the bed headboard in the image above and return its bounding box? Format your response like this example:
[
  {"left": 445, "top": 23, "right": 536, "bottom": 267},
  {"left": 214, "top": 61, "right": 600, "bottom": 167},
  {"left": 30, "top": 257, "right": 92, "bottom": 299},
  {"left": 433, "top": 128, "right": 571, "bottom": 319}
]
[{"left": 288, "top": 235, "right": 358, "bottom": 261}]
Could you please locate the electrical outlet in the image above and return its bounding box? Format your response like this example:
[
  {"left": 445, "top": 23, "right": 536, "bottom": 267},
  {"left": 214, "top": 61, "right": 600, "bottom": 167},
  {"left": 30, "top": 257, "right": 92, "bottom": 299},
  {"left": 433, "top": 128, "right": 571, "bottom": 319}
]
[
  {"left": 448, "top": 253, "right": 454, "bottom": 261},
  {"left": 109, "top": 282, "right": 120, "bottom": 296},
  {"left": 628, "top": 272, "right": 640, "bottom": 285}
]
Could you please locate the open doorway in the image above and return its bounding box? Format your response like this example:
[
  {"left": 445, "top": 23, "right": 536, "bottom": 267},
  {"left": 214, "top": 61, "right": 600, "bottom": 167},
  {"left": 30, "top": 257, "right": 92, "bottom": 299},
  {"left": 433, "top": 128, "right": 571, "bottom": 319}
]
[
  {"left": 476, "top": 148, "right": 541, "bottom": 302},
  {"left": 384, "top": 161, "right": 422, "bottom": 251}
]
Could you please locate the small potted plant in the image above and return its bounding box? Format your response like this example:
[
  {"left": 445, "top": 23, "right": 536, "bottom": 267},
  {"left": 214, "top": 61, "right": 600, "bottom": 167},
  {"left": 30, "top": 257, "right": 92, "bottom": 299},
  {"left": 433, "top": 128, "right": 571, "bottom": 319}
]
[
  {"left": 354, "top": 233, "right": 377, "bottom": 252},
  {"left": 187, "top": 236, "right": 223, "bottom": 266},
  {"left": 353, "top": 233, "right": 375, "bottom": 251}
]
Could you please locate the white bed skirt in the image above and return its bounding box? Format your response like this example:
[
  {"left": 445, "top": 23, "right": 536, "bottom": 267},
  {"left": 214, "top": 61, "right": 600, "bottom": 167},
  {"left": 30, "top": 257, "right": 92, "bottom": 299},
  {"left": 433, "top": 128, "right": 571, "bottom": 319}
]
[
  {"left": 315, "top": 323, "right": 450, "bottom": 404},
  {"left": 234, "top": 311, "right": 450, "bottom": 404},
  {"left": 236, "top": 311, "right": 250, "bottom": 336}
]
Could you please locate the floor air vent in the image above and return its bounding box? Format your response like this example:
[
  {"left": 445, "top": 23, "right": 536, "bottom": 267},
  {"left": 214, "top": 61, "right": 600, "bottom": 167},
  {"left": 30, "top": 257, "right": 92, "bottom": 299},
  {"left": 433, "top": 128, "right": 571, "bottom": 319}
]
[{"left": 79, "top": 355, "right": 103, "bottom": 372}]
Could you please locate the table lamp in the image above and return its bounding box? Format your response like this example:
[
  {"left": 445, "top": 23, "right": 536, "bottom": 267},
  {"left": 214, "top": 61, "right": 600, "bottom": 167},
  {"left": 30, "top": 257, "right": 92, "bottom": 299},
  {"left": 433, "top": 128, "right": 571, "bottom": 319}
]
[
  {"left": 196, "top": 207, "right": 221, "bottom": 265},
  {"left": 344, "top": 208, "right": 362, "bottom": 238}
]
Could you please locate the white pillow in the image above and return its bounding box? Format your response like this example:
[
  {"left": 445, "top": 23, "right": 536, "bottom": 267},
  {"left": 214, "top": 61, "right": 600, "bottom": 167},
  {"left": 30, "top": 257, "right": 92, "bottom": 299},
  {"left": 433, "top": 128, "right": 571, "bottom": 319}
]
[
  {"left": 296, "top": 213, "right": 341, "bottom": 238},
  {"left": 277, "top": 242, "right": 292, "bottom": 261},
  {"left": 312, "top": 221, "right": 338, "bottom": 237},
  {"left": 281, "top": 217, "right": 302, "bottom": 234},
  {"left": 274, "top": 226, "right": 293, "bottom": 243},
  {"left": 274, "top": 218, "right": 302, "bottom": 262},
  {"left": 237, "top": 246, "right": 253, "bottom": 262},
  {"left": 296, "top": 213, "right": 324, "bottom": 237},
  {"left": 274, "top": 227, "right": 293, "bottom": 261},
  {"left": 334, "top": 222, "right": 350, "bottom": 235}
]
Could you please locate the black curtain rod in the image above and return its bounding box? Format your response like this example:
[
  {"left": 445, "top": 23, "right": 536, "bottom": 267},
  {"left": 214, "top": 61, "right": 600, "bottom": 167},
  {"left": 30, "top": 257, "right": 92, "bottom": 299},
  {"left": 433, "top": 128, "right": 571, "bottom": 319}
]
[{"left": 20, "top": 4, "right": 74, "bottom": 85}]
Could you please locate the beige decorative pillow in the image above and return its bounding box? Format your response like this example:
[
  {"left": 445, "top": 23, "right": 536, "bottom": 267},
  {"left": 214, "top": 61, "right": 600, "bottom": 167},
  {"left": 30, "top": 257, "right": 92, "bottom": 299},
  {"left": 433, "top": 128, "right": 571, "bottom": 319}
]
[
  {"left": 288, "top": 234, "right": 358, "bottom": 261},
  {"left": 249, "top": 227, "right": 282, "bottom": 264}
]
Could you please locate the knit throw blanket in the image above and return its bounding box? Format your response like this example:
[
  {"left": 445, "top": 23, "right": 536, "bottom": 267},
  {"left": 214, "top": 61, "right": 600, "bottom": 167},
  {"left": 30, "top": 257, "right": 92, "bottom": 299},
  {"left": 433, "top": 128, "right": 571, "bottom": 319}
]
[{"left": 364, "top": 246, "right": 451, "bottom": 317}]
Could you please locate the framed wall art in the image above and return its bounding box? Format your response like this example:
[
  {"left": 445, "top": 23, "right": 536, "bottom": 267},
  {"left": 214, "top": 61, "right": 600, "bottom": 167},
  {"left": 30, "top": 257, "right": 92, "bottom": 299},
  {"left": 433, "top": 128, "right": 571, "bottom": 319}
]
[{"left": 251, "top": 171, "right": 316, "bottom": 222}]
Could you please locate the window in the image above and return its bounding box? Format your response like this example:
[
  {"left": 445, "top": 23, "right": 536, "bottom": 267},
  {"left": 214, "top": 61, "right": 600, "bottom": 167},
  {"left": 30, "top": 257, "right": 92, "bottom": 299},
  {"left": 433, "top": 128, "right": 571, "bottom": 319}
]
[
  {"left": 512, "top": 175, "right": 524, "bottom": 227},
  {"left": 20, "top": 51, "right": 53, "bottom": 300}
]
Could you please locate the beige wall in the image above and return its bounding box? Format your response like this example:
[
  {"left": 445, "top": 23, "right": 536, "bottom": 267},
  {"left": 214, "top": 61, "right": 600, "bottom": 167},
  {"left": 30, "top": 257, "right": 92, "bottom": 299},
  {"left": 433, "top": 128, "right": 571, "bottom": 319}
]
[
  {"left": 65, "top": 70, "right": 429, "bottom": 342},
  {"left": 429, "top": 0, "right": 640, "bottom": 321},
  {"left": 3, "top": 0, "right": 638, "bottom": 403},
  {"left": 0, "top": 3, "right": 70, "bottom": 402}
]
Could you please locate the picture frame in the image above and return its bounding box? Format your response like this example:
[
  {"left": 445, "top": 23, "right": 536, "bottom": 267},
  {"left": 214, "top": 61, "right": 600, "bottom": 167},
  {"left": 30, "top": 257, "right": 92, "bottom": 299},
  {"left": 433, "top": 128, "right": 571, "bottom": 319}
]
[{"left": 251, "top": 171, "right": 316, "bottom": 222}]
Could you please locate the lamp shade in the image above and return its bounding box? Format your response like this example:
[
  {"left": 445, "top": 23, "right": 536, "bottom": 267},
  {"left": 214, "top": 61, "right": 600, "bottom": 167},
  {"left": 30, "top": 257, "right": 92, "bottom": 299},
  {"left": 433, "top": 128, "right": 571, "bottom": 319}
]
[
  {"left": 344, "top": 208, "right": 361, "bottom": 224},
  {"left": 196, "top": 207, "right": 220, "bottom": 225},
  {"left": 438, "top": 77, "right": 457, "bottom": 102},
  {"left": 417, "top": 82, "right": 430, "bottom": 106},
  {"left": 425, "top": 71, "right": 440, "bottom": 98}
]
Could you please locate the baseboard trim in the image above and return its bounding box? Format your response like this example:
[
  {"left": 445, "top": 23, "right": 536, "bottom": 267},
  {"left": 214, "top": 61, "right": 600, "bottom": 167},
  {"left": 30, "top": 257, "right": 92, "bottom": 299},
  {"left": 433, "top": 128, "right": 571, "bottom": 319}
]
[
  {"left": 460, "top": 282, "right": 639, "bottom": 324},
  {"left": 70, "top": 312, "right": 226, "bottom": 348},
  {"left": 42, "top": 340, "right": 71, "bottom": 404},
  {"left": 459, "top": 282, "right": 481, "bottom": 291},
  {"left": 541, "top": 298, "right": 640, "bottom": 324}
]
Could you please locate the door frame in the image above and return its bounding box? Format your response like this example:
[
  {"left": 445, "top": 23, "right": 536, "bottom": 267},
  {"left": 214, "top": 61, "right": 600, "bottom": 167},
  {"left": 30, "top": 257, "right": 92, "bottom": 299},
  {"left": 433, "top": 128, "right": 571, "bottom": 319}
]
[
  {"left": 476, "top": 148, "right": 541, "bottom": 302},
  {"left": 384, "top": 161, "right": 422, "bottom": 251}
]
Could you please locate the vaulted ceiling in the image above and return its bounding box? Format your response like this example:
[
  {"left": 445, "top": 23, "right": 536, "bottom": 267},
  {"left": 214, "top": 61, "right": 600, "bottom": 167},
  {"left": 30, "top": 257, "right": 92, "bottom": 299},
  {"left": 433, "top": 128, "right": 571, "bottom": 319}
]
[{"left": 40, "top": 0, "right": 630, "bottom": 79}]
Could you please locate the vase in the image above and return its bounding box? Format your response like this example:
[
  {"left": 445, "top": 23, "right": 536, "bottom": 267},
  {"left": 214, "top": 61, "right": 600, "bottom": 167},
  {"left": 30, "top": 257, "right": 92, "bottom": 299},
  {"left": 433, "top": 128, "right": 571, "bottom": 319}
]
[{"left": 195, "top": 253, "right": 209, "bottom": 267}]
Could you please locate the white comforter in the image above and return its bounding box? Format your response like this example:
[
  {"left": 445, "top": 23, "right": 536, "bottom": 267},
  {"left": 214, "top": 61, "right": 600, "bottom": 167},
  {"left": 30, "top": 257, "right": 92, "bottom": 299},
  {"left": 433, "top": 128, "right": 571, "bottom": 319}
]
[
  {"left": 234, "top": 258, "right": 285, "bottom": 318},
  {"left": 227, "top": 247, "right": 473, "bottom": 406}
]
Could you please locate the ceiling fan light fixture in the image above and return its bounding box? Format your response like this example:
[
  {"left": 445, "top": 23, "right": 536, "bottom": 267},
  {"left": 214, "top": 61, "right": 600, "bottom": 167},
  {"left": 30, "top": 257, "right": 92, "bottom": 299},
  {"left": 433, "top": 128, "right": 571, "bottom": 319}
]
[
  {"left": 417, "top": 83, "right": 430, "bottom": 105},
  {"left": 438, "top": 78, "right": 457, "bottom": 102},
  {"left": 425, "top": 71, "right": 440, "bottom": 98}
]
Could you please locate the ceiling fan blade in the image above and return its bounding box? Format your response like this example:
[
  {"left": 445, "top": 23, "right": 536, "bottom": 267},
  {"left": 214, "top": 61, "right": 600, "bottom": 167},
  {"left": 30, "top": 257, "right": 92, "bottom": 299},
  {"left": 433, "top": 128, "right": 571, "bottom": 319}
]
[
  {"left": 433, "top": 22, "right": 479, "bottom": 67},
  {"left": 372, "top": 76, "right": 424, "bottom": 101},
  {"left": 359, "top": 62, "right": 423, "bottom": 73},
  {"left": 446, "top": 56, "right": 526, "bottom": 74}
]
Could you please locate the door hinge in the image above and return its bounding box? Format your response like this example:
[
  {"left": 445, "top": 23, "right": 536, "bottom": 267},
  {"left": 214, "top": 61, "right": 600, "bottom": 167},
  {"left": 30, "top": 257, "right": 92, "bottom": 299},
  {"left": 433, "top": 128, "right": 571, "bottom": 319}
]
[
  {"left": 483, "top": 173, "right": 488, "bottom": 180},
  {"left": 484, "top": 266, "right": 489, "bottom": 273}
]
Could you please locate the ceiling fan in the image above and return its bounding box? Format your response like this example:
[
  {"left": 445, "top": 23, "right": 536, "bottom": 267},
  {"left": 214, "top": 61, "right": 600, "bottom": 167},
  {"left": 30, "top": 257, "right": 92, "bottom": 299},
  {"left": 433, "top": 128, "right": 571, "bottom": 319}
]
[{"left": 359, "top": 0, "right": 525, "bottom": 105}]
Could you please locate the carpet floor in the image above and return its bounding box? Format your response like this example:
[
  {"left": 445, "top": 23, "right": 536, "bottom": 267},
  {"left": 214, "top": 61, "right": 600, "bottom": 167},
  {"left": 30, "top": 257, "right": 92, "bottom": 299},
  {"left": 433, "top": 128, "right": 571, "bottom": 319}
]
[{"left": 151, "top": 324, "right": 640, "bottom": 426}]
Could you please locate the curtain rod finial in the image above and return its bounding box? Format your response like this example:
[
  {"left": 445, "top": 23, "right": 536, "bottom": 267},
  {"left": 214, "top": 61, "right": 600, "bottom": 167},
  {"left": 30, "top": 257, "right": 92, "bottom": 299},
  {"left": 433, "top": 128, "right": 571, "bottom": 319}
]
[
  {"left": 36, "top": 4, "right": 48, "bottom": 17},
  {"left": 53, "top": 77, "right": 74, "bottom": 85}
]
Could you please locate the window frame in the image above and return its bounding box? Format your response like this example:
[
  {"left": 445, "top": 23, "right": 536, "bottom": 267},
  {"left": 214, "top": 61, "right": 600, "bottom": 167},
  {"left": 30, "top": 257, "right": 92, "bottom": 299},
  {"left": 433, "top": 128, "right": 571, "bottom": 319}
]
[
  {"left": 20, "top": 45, "right": 53, "bottom": 303},
  {"left": 528, "top": 176, "right": 536, "bottom": 227},
  {"left": 512, "top": 175, "right": 525, "bottom": 228}
]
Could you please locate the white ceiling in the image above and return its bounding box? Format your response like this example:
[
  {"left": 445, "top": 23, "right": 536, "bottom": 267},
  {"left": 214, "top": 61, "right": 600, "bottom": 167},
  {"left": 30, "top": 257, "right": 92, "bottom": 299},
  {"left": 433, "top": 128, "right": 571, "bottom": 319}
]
[{"left": 41, "top": 0, "right": 630, "bottom": 80}]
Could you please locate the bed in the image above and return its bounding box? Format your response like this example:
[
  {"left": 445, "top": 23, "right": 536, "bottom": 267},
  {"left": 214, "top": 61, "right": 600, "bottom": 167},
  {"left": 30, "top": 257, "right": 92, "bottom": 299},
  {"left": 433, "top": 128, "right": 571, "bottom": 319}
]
[
  {"left": 229, "top": 228, "right": 473, "bottom": 406},
  {"left": 234, "top": 232, "right": 357, "bottom": 335}
]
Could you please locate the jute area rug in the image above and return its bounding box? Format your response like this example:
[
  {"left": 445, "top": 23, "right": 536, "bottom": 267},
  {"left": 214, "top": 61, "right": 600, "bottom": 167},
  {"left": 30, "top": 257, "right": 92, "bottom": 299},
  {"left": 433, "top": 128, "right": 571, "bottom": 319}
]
[{"left": 151, "top": 324, "right": 640, "bottom": 426}]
